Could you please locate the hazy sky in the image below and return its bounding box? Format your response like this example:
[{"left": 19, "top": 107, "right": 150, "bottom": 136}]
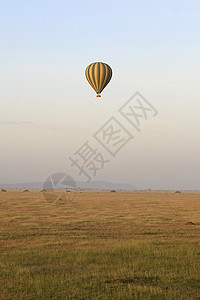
[{"left": 0, "top": 0, "right": 200, "bottom": 189}]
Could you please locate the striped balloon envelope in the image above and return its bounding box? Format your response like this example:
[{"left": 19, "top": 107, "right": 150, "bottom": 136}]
[{"left": 85, "top": 62, "right": 112, "bottom": 97}]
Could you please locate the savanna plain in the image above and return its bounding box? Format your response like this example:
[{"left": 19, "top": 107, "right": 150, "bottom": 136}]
[{"left": 0, "top": 190, "right": 200, "bottom": 299}]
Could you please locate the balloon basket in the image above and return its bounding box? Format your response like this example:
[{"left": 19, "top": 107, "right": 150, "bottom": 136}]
[{"left": 96, "top": 94, "right": 101, "bottom": 97}]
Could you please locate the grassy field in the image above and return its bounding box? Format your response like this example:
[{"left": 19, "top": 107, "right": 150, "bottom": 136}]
[{"left": 0, "top": 190, "right": 200, "bottom": 299}]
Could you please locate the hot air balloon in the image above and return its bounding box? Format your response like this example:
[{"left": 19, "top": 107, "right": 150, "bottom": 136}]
[{"left": 85, "top": 62, "right": 112, "bottom": 97}]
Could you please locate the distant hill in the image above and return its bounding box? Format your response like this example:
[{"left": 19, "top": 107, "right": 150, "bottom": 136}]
[
  {"left": 77, "top": 181, "right": 136, "bottom": 190},
  {"left": 0, "top": 180, "right": 137, "bottom": 190}
]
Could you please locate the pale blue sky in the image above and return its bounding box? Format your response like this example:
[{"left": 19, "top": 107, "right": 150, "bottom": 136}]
[{"left": 0, "top": 0, "right": 200, "bottom": 189}]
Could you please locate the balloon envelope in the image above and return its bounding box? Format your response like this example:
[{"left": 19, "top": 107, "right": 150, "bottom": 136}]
[{"left": 85, "top": 62, "right": 112, "bottom": 97}]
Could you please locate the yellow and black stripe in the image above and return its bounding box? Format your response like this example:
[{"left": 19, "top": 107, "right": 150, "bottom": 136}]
[{"left": 85, "top": 62, "right": 112, "bottom": 97}]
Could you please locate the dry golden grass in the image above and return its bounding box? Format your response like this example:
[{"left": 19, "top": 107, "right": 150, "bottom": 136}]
[{"left": 0, "top": 190, "right": 200, "bottom": 299}]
